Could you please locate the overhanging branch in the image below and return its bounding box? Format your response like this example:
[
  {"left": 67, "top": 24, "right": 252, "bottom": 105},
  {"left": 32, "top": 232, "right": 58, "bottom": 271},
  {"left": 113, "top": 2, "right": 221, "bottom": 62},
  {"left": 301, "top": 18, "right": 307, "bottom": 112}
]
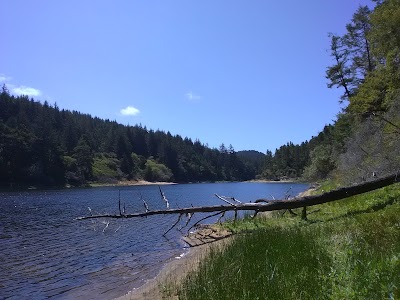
[{"left": 76, "top": 173, "right": 400, "bottom": 221}]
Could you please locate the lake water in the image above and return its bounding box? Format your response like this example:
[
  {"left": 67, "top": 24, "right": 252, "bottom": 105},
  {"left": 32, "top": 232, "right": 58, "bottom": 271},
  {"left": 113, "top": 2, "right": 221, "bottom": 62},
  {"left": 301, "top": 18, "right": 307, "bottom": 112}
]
[{"left": 0, "top": 182, "right": 308, "bottom": 299}]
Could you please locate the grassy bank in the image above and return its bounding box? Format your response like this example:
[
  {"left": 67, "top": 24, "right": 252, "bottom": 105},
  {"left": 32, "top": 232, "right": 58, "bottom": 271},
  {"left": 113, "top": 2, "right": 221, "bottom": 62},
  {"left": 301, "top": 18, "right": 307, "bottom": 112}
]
[{"left": 168, "top": 183, "right": 400, "bottom": 299}]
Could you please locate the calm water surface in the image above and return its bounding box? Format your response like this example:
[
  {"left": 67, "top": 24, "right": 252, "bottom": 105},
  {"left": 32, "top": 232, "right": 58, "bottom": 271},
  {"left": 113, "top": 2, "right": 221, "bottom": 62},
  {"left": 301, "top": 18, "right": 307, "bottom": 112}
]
[{"left": 0, "top": 182, "right": 308, "bottom": 299}]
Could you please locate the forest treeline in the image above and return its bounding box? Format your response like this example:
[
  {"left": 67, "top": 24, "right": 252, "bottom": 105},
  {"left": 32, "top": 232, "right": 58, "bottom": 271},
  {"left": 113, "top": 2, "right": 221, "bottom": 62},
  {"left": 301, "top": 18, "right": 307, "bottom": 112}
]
[
  {"left": 1, "top": 0, "right": 399, "bottom": 188},
  {"left": 0, "top": 89, "right": 266, "bottom": 186},
  {"left": 0, "top": 86, "right": 317, "bottom": 187}
]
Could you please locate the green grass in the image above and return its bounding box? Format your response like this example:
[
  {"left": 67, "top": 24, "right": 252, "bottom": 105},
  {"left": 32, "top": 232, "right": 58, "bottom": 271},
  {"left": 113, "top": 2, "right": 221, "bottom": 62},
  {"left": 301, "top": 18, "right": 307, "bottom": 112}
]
[{"left": 173, "top": 183, "right": 400, "bottom": 299}]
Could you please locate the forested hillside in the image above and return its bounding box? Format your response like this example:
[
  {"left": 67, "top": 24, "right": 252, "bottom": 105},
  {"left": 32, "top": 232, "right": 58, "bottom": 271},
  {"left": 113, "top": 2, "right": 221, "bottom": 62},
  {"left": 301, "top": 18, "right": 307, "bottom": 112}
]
[
  {"left": 0, "top": 90, "right": 259, "bottom": 187},
  {"left": 260, "top": 0, "right": 400, "bottom": 184},
  {"left": 224, "top": 1, "right": 400, "bottom": 185}
]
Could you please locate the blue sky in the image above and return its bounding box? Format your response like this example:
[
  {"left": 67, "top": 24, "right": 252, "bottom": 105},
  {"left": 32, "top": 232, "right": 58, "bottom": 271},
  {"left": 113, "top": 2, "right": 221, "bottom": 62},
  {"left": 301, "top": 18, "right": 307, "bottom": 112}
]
[{"left": 1, "top": 0, "right": 373, "bottom": 153}]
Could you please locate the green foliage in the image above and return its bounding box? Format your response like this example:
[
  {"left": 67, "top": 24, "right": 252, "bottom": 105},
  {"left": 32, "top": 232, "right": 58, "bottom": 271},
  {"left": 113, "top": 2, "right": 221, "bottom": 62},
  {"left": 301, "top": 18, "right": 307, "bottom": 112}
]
[
  {"left": 92, "top": 153, "right": 121, "bottom": 182},
  {"left": 326, "top": 5, "right": 374, "bottom": 103},
  {"left": 345, "top": 1, "right": 400, "bottom": 114},
  {"left": 350, "top": 66, "right": 391, "bottom": 113},
  {"left": 326, "top": 33, "right": 357, "bottom": 102},
  {"left": 303, "top": 144, "right": 335, "bottom": 181},
  {"left": 72, "top": 136, "right": 93, "bottom": 182},
  {"left": 180, "top": 228, "right": 329, "bottom": 300},
  {"left": 144, "top": 159, "right": 173, "bottom": 182},
  {"left": 307, "top": 0, "right": 400, "bottom": 183},
  {"left": 176, "top": 184, "right": 400, "bottom": 299},
  {"left": 368, "top": 0, "right": 400, "bottom": 63},
  {"left": 260, "top": 142, "right": 310, "bottom": 180}
]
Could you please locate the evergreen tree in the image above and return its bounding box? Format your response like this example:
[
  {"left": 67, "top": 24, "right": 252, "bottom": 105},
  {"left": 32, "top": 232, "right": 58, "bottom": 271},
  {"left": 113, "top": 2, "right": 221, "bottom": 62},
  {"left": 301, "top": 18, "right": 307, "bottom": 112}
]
[{"left": 72, "top": 136, "right": 94, "bottom": 183}]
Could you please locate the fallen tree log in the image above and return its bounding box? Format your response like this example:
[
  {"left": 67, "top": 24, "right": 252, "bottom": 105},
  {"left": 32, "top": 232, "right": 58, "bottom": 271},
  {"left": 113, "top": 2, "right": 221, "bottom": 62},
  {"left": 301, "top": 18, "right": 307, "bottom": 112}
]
[{"left": 76, "top": 172, "right": 400, "bottom": 221}]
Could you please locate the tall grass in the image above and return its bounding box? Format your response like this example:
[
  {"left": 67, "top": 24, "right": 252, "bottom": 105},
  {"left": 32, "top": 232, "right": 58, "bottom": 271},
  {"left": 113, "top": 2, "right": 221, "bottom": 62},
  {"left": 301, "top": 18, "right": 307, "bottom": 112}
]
[
  {"left": 179, "top": 227, "right": 329, "bottom": 300},
  {"left": 174, "top": 184, "right": 400, "bottom": 299}
]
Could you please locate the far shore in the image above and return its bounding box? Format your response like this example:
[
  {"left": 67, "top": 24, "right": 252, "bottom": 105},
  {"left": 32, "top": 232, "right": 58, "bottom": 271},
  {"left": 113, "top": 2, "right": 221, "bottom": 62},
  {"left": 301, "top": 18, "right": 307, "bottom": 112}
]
[
  {"left": 1, "top": 178, "right": 310, "bottom": 192},
  {"left": 246, "top": 179, "right": 297, "bottom": 183},
  {"left": 88, "top": 180, "right": 178, "bottom": 188},
  {"left": 92, "top": 178, "right": 308, "bottom": 187}
]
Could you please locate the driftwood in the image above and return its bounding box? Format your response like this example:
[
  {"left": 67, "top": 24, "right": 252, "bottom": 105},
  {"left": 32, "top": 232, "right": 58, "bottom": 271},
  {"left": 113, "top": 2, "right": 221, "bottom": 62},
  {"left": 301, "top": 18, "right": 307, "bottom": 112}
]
[{"left": 77, "top": 173, "right": 399, "bottom": 223}]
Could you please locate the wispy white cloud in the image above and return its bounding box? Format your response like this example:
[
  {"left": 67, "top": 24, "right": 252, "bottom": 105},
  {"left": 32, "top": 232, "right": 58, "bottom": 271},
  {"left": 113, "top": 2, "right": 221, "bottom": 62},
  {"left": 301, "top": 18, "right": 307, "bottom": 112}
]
[
  {"left": 0, "top": 74, "right": 11, "bottom": 82},
  {"left": 185, "top": 91, "right": 201, "bottom": 101},
  {"left": 12, "top": 85, "right": 42, "bottom": 97},
  {"left": 120, "top": 105, "right": 140, "bottom": 116},
  {"left": 0, "top": 74, "right": 42, "bottom": 97}
]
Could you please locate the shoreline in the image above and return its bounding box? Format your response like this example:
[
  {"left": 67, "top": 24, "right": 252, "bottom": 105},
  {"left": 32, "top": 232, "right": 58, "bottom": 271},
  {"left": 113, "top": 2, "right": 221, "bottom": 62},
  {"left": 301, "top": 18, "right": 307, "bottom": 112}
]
[
  {"left": 114, "top": 185, "right": 315, "bottom": 299},
  {"left": 89, "top": 180, "right": 178, "bottom": 188},
  {"left": 115, "top": 225, "right": 234, "bottom": 300},
  {"left": 114, "top": 245, "right": 204, "bottom": 300},
  {"left": 1, "top": 179, "right": 309, "bottom": 192},
  {"left": 0, "top": 180, "right": 178, "bottom": 192},
  {"left": 245, "top": 179, "right": 309, "bottom": 184}
]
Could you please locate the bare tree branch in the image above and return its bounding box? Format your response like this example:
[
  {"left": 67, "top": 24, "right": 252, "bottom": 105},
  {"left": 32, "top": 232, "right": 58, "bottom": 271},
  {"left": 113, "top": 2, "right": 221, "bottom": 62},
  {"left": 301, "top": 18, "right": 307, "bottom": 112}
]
[
  {"left": 217, "top": 211, "right": 226, "bottom": 223},
  {"left": 159, "top": 186, "right": 169, "bottom": 209},
  {"left": 187, "top": 211, "right": 225, "bottom": 233},
  {"left": 118, "top": 190, "right": 122, "bottom": 215},
  {"left": 141, "top": 193, "right": 150, "bottom": 212},
  {"left": 102, "top": 221, "right": 110, "bottom": 233},
  {"left": 76, "top": 172, "right": 400, "bottom": 221},
  {"left": 182, "top": 213, "right": 194, "bottom": 229},
  {"left": 163, "top": 214, "right": 182, "bottom": 236},
  {"left": 215, "top": 194, "right": 236, "bottom": 206},
  {"left": 231, "top": 197, "right": 242, "bottom": 204}
]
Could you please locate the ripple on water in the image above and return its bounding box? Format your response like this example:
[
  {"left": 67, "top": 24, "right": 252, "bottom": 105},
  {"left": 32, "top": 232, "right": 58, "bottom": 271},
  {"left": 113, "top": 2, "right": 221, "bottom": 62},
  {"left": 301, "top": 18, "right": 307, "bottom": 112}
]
[{"left": 0, "top": 183, "right": 309, "bottom": 299}]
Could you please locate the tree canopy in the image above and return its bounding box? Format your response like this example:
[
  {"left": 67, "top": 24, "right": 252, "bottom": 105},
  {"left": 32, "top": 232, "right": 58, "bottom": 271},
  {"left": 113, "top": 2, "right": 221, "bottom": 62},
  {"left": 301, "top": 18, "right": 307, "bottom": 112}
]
[
  {"left": 305, "top": 0, "right": 400, "bottom": 182},
  {"left": 0, "top": 89, "right": 260, "bottom": 187}
]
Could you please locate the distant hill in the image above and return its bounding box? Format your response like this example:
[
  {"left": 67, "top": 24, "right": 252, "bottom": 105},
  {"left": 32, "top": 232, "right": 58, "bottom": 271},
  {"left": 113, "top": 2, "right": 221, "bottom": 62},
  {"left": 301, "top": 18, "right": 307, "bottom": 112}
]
[
  {"left": 237, "top": 150, "right": 265, "bottom": 175},
  {"left": 237, "top": 150, "right": 265, "bottom": 162}
]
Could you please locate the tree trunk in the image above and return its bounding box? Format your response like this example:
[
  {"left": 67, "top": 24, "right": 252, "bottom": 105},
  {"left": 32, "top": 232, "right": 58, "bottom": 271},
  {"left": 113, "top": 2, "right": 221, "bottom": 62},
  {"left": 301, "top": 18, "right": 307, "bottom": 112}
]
[{"left": 76, "top": 173, "right": 399, "bottom": 221}]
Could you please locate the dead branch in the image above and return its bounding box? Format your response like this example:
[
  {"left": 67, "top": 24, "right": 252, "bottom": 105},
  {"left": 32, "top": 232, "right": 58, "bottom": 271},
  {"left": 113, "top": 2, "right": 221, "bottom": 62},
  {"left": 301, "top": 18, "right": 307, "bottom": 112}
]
[
  {"left": 217, "top": 211, "right": 226, "bottom": 223},
  {"left": 141, "top": 193, "right": 150, "bottom": 212},
  {"left": 76, "top": 172, "right": 400, "bottom": 221},
  {"left": 231, "top": 197, "right": 242, "bottom": 204},
  {"left": 215, "top": 194, "right": 235, "bottom": 206},
  {"left": 187, "top": 211, "right": 225, "bottom": 233},
  {"left": 118, "top": 190, "right": 122, "bottom": 215},
  {"left": 182, "top": 213, "right": 193, "bottom": 229},
  {"left": 252, "top": 210, "right": 259, "bottom": 219},
  {"left": 102, "top": 221, "right": 110, "bottom": 233},
  {"left": 163, "top": 214, "right": 182, "bottom": 236},
  {"left": 159, "top": 186, "right": 169, "bottom": 209}
]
